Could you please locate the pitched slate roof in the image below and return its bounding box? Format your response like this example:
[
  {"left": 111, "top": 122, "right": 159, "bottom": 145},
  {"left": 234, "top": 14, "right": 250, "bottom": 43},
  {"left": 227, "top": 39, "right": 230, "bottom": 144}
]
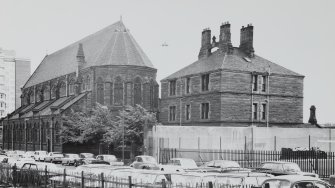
[
  {"left": 24, "top": 21, "right": 154, "bottom": 88},
  {"left": 162, "top": 48, "right": 303, "bottom": 81}
]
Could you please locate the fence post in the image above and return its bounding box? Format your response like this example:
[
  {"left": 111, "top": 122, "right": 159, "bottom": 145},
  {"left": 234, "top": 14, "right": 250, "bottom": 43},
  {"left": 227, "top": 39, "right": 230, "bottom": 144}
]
[
  {"left": 128, "top": 176, "right": 132, "bottom": 188},
  {"left": 162, "top": 179, "right": 166, "bottom": 188},
  {"left": 45, "top": 165, "right": 48, "bottom": 188},
  {"left": 101, "top": 173, "right": 104, "bottom": 188},
  {"left": 208, "top": 181, "right": 213, "bottom": 188},
  {"left": 81, "top": 171, "right": 84, "bottom": 188},
  {"left": 63, "top": 168, "right": 66, "bottom": 188},
  {"left": 12, "top": 163, "right": 17, "bottom": 187}
]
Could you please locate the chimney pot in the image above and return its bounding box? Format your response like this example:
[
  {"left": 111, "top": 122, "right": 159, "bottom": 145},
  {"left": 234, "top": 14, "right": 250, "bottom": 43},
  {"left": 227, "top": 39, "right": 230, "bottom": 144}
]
[
  {"left": 198, "top": 28, "right": 212, "bottom": 59},
  {"left": 239, "top": 24, "right": 255, "bottom": 57}
]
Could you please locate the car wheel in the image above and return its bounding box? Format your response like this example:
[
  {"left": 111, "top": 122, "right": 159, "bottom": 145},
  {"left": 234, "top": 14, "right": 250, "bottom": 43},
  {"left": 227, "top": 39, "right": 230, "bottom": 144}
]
[{"left": 161, "top": 168, "right": 164, "bottom": 171}]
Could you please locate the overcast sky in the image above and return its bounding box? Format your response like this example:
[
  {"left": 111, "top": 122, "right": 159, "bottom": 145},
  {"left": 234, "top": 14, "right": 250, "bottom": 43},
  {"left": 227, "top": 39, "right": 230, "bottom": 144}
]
[{"left": 0, "top": 0, "right": 334, "bottom": 124}]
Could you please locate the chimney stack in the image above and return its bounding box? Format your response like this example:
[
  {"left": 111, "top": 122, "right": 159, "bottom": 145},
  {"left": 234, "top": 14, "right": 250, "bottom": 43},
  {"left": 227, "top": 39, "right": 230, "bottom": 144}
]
[
  {"left": 239, "top": 24, "right": 255, "bottom": 57},
  {"left": 219, "top": 22, "right": 233, "bottom": 54},
  {"left": 198, "top": 28, "right": 212, "bottom": 59}
]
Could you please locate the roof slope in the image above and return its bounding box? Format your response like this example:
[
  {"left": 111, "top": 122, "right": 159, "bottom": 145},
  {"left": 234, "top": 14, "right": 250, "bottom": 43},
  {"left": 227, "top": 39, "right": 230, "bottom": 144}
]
[
  {"left": 163, "top": 48, "right": 303, "bottom": 80},
  {"left": 25, "top": 21, "right": 154, "bottom": 88}
]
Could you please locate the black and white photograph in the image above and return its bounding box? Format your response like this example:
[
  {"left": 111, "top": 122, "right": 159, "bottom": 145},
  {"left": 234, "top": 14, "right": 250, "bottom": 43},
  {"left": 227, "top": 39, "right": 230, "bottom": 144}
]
[{"left": 0, "top": 0, "right": 334, "bottom": 187}]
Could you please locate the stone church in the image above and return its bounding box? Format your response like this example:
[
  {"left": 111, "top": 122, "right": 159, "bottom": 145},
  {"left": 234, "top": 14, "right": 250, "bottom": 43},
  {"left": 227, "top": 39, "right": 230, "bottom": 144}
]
[
  {"left": 2, "top": 20, "right": 159, "bottom": 152},
  {"left": 160, "top": 22, "right": 304, "bottom": 127}
]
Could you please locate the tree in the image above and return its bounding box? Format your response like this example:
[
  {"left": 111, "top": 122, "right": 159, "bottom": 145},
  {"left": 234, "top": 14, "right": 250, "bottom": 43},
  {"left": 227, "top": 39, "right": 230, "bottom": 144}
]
[
  {"left": 103, "top": 104, "right": 157, "bottom": 148},
  {"left": 61, "top": 104, "right": 157, "bottom": 149}
]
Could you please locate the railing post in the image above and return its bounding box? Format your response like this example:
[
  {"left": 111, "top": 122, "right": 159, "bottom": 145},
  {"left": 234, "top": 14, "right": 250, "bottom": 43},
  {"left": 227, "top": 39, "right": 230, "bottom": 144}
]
[
  {"left": 81, "top": 171, "right": 84, "bottom": 188},
  {"left": 63, "top": 168, "right": 66, "bottom": 188},
  {"left": 101, "top": 173, "right": 104, "bottom": 188},
  {"left": 208, "top": 181, "right": 213, "bottom": 188},
  {"left": 128, "top": 176, "right": 132, "bottom": 188},
  {"left": 45, "top": 165, "right": 48, "bottom": 188},
  {"left": 12, "top": 163, "right": 17, "bottom": 187},
  {"left": 162, "top": 179, "right": 166, "bottom": 188}
]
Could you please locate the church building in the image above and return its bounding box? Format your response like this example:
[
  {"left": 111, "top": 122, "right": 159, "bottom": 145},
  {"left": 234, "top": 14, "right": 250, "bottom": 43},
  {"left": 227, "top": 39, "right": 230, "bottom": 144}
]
[{"left": 2, "top": 20, "right": 159, "bottom": 152}]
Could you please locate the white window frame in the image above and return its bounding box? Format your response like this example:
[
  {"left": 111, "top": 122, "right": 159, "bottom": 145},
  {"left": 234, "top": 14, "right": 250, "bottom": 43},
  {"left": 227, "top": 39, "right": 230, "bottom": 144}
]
[
  {"left": 185, "top": 104, "right": 191, "bottom": 121},
  {"left": 169, "top": 105, "right": 176, "bottom": 122},
  {"left": 200, "top": 102, "right": 210, "bottom": 120}
]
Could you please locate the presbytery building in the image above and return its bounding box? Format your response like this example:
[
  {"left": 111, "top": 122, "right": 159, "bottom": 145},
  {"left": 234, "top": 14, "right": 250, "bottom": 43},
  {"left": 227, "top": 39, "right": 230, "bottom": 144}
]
[
  {"left": 160, "top": 22, "right": 304, "bottom": 127},
  {"left": 2, "top": 20, "right": 159, "bottom": 152}
]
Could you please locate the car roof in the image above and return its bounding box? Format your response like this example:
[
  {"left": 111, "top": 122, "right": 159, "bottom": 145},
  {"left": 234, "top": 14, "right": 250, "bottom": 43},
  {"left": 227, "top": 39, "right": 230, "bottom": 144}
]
[
  {"left": 170, "top": 158, "right": 194, "bottom": 160},
  {"left": 265, "top": 175, "right": 320, "bottom": 182},
  {"left": 262, "top": 161, "right": 297, "bottom": 164}
]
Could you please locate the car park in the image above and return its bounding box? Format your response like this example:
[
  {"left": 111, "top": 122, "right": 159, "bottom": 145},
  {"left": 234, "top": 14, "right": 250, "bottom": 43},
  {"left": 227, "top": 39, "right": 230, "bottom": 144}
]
[
  {"left": 254, "top": 161, "right": 318, "bottom": 177},
  {"left": 130, "top": 155, "right": 160, "bottom": 170},
  {"left": 160, "top": 158, "right": 198, "bottom": 172},
  {"left": 255, "top": 175, "right": 330, "bottom": 188},
  {"left": 33, "top": 151, "right": 48, "bottom": 161},
  {"left": 44, "top": 152, "right": 64, "bottom": 164},
  {"left": 61, "top": 153, "right": 81, "bottom": 166},
  {"left": 96, "top": 154, "right": 124, "bottom": 166}
]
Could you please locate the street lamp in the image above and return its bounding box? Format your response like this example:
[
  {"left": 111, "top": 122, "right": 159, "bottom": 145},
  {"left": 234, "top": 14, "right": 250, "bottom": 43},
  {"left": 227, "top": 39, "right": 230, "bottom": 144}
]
[{"left": 122, "top": 115, "right": 125, "bottom": 162}]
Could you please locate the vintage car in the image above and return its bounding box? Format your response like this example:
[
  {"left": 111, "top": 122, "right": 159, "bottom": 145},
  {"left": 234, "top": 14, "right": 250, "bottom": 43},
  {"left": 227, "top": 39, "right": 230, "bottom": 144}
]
[
  {"left": 33, "top": 151, "right": 48, "bottom": 161},
  {"left": 254, "top": 161, "right": 318, "bottom": 177},
  {"left": 44, "top": 152, "right": 64, "bottom": 164},
  {"left": 96, "top": 155, "right": 124, "bottom": 166},
  {"left": 23, "top": 151, "right": 35, "bottom": 159},
  {"left": 80, "top": 158, "right": 110, "bottom": 165},
  {"left": 254, "top": 175, "right": 330, "bottom": 188},
  {"left": 130, "top": 155, "right": 160, "bottom": 170},
  {"left": 201, "top": 160, "right": 240, "bottom": 168},
  {"left": 61, "top": 153, "right": 81, "bottom": 166},
  {"left": 160, "top": 158, "right": 198, "bottom": 172}
]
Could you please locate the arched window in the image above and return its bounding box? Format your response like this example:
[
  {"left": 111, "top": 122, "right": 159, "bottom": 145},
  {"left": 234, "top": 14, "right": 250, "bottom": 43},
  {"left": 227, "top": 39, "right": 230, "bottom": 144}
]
[
  {"left": 114, "top": 77, "right": 123, "bottom": 106},
  {"left": 51, "top": 84, "right": 57, "bottom": 99},
  {"left": 96, "top": 77, "right": 104, "bottom": 105},
  {"left": 43, "top": 85, "right": 50, "bottom": 101},
  {"left": 29, "top": 90, "right": 34, "bottom": 104},
  {"left": 55, "top": 122, "right": 60, "bottom": 144},
  {"left": 69, "top": 79, "right": 75, "bottom": 95},
  {"left": 134, "top": 77, "right": 142, "bottom": 105},
  {"left": 59, "top": 81, "right": 66, "bottom": 97},
  {"left": 86, "top": 76, "right": 91, "bottom": 91}
]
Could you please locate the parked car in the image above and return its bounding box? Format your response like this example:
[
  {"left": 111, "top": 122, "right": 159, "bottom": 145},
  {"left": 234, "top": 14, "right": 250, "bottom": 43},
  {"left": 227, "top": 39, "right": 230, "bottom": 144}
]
[
  {"left": 61, "top": 154, "right": 80, "bottom": 166},
  {"left": 96, "top": 155, "right": 124, "bottom": 166},
  {"left": 160, "top": 158, "right": 198, "bottom": 172},
  {"left": 81, "top": 158, "right": 110, "bottom": 165},
  {"left": 255, "top": 175, "right": 330, "bottom": 188},
  {"left": 171, "top": 171, "right": 272, "bottom": 187},
  {"left": 130, "top": 155, "right": 160, "bottom": 170},
  {"left": 254, "top": 161, "right": 318, "bottom": 177},
  {"left": 201, "top": 160, "right": 240, "bottom": 168},
  {"left": 33, "top": 151, "right": 48, "bottom": 161},
  {"left": 23, "top": 151, "right": 35, "bottom": 159},
  {"left": 44, "top": 152, "right": 64, "bottom": 164}
]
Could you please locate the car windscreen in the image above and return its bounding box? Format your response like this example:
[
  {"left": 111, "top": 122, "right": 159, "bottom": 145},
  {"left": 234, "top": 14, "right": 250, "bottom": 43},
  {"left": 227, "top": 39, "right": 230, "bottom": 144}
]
[
  {"left": 282, "top": 163, "right": 301, "bottom": 172},
  {"left": 216, "top": 161, "right": 240, "bottom": 168},
  {"left": 262, "top": 180, "right": 290, "bottom": 188},
  {"left": 142, "top": 156, "right": 157, "bottom": 163}
]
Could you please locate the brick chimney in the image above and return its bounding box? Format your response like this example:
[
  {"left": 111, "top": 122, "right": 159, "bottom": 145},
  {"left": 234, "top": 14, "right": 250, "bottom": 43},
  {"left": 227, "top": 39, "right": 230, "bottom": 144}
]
[
  {"left": 239, "top": 24, "right": 255, "bottom": 57},
  {"left": 219, "top": 22, "right": 233, "bottom": 54},
  {"left": 198, "top": 28, "right": 212, "bottom": 59},
  {"left": 76, "top": 43, "right": 85, "bottom": 77}
]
